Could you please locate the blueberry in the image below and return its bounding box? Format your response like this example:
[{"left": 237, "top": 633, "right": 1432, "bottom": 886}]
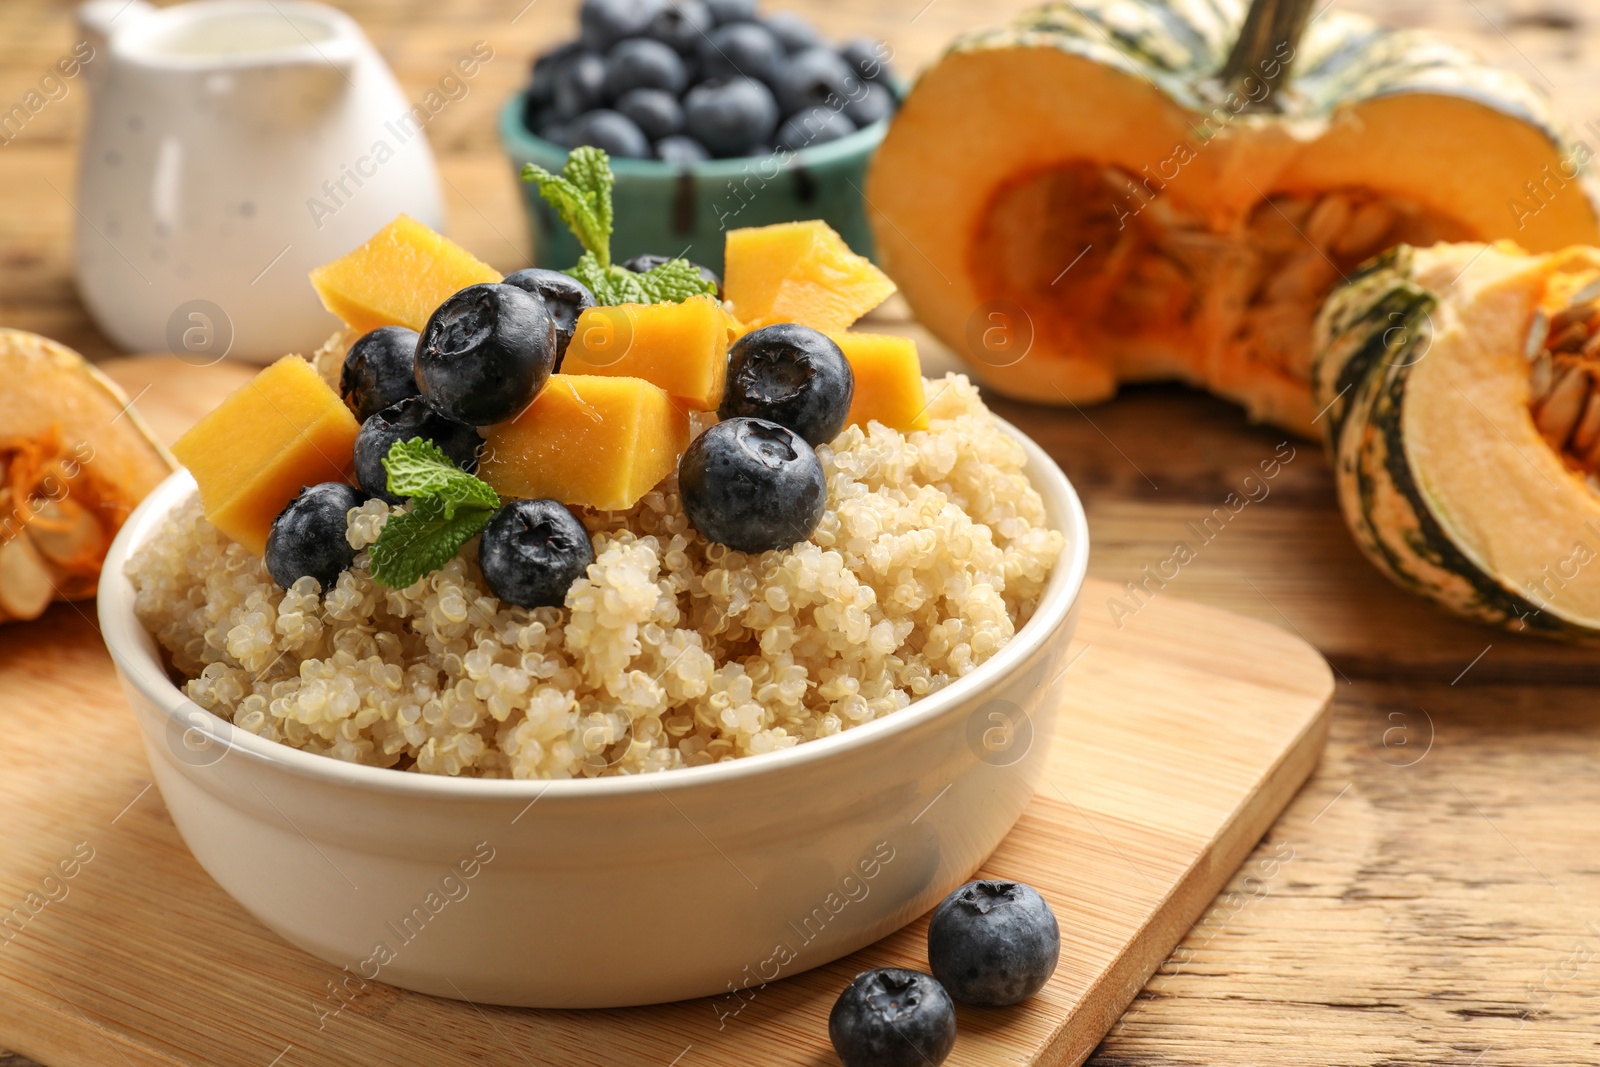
[
  {"left": 340, "top": 325, "right": 421, "bottom": 422},
  {"left": 719, "top": 324, "right": 853, "bottom": 446},
  {"left": 775, "top": 105, "right": 856, "bottom": 151},
  {"left": 478, "top": 499, "right": 595, "bottom": 609},
  {"left": 683, "top": 76, "right": 779, "bottom": 157},
  {"left": 646, "top": 0, "right": 712, "bottom": 54},
  {"left": 501, "top": 268, "right": 597, "bottom": 367},
  {"left": 843, "top": 80, "right": 895, "bottom": 127},
  {"left": 828, "top": 969, "right": 956, "bottom": 1067},
  {"left": 774, "top": 47, "right": 859, "bottom": 115},
  {"left": 679, "top": 417, "right": 825, "bottom": 552},
  {"left": 696, "top": 22, "right": 785, "bottom": 84},
  {"left": 528, "top": 40, "right": 586, "bottom": 111},
  {"left": 927, "top": 880, "right": 1060, "bottom": 1006},
  {"left": 538, "top": 120, "right": 576, "bottom": 147},
  {"left": 416, "top": 283, "right": 557, "bottom": 426},
  {"left": 621, "top": 253, "right": 721, "bottom": 297},
  {"left": 353, "top": 397, "right": 482, "bottom": 504},
  {"left": 654, "top": 134, "right": 710, "bottom": 166},
  {"left": 567, "top": 108, "right": 652, "bottom": 158},
  {"left": 603, "top": 38, "right": 687, "bottom": 98},
  {"left": 552, "top": 51, "right": 609, "bottom": 119},
  {"left": 265, "top": 482, "right": 365, "bottom": 591},
  {"left": 580, "top": 0, "right": 666, "bottom": 50},
  {"left": 615, "top": 87, "right": 684, "bottom": 141},
  {"left": 701, "top": 0, "right": 756, "bottom": 25},
  {"left": 839, "top": 37, "right": 892, "bottom": 83},
  {"left": 763, "top": 11, "right": 822, "bottom": 53}
]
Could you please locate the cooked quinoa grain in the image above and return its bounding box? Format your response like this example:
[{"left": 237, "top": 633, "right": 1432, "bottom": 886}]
[{"left": 127, "top": 375, "right": 1063, "bottom": 778}]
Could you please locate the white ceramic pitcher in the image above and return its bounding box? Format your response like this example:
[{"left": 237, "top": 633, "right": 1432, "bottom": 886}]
[{"left": 74, "top": 0, "right": 444, "bottom": 362}]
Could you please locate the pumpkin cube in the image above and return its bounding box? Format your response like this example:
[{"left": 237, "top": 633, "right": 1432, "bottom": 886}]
[
  {"left": 560, "top": 295, "right": 736, "bottom": 409},
  {"left": 832, "top": 332, "right": 929, "bottom": 432},
  {"left": 725, "top": 221, "right": 895, "bottom": 334},
  {"left": 309, "top": 214, "right": 502, "bottom": 334},
  {"left": 479, "top": 375, "right": 690, "bottom": 512},
  {"left": 172, "top": 356, "right": 360, "bottom": 555}
]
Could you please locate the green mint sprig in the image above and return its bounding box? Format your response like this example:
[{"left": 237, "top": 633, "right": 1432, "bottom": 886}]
[
  {"left": 520, "top": 146, "right": 717, "bottom": 306},
  {"left": 367, "top": 438, "right": 501, "bottom": 589}
]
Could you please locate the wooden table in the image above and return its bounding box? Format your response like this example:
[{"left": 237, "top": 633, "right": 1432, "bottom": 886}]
[{"left": 3, "top": 1, "right": 1600, "bottom": 1064}]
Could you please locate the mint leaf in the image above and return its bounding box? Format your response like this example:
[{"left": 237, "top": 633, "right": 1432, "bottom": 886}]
[
  {"left": 521, "top": 146, "right": 614, "bottom": 266},
  {"left": 368, "top": 495, "right": 495, "bottom": 589},
  {"left": 635, "top": 259, "right": 718, "bottom": 303},
  {"left": 383, "top": 437, "right": 499, "bottom": 516}
]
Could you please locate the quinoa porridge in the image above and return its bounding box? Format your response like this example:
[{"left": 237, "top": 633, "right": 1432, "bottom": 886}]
[{"left": 127, "top": 374, "right": 1063, "bottom": 779}]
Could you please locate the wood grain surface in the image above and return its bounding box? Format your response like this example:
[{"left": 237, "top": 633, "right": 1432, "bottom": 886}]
[{"left": 3, "top": 0, "right": 1600, "bottom": 1064}]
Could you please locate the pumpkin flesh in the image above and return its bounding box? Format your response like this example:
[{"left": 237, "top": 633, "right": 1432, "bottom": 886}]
[{"left": 868, "top": 0, "right": 1600, "bottom": 437}]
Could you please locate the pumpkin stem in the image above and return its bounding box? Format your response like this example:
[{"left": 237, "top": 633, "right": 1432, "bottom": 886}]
[{"left": 1219, "top": 0, "right": 1316, "bottom": 110}]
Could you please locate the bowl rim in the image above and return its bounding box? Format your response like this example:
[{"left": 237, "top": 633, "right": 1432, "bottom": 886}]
[
  {"left": 496, "top": 91, "right": 891, "bottom": 179},
  {"left": 98, "top": 413, "right": 1089, "bottom": 800}
]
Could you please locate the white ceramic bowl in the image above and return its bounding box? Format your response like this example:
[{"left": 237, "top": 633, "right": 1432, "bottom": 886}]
[{"left": 97, "top": 422, "right": 1088, "bottom": 1008}]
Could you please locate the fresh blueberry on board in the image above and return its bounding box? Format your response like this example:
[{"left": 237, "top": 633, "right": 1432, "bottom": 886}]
[
  {"left": 478, "top": 498, "right": 596, "bottom": 609},
  {"left": 775, "top": 105, "right": 856, "bottom": 151},
  {"left": 615, "top": 87, "right": 685, "bottom": 141},
  {"left": 416, "top": 283, "right": 557, "bottom": 426},
  {"left": 843, "top": 80, "right": 895, "bottom": 128},
  {"left": 620, "top": 253, "right": 722, "bottom": 297},
  {"left": 838, "top": 36, "right": 890, "bottom": 83},
  {"left": 551, "top": 51, "right": 609, "bottom": 119},
  {"left": 684, "top": 76, "right": 779, "bottom": 157},
  {"left": 774, "top": 46, "right": 859, "bottom": 115},
  {"left": 720, "top": 323, "right": 853, "bottom": 446},
  {"left": 339, "top": 325, "right": 421, "bottom": 423},
  {"left": 828, "top": 968, "right": 957, "bottom": 1067},
  {"left": 265, "top": 482, "right": 366, "bottom": 591},
  {"left": 603, "top": 37, "right": 688, "bottom": 98},
  {"left": 654, "top": 133, "right": 711, "bottom": 165},
  {"left": 679, "top": 417, "right": 826, "bottom": 552},
  {"left": 500, "top": 268, "right": 597, "bottom": 367},
  {"left": 579, "top": 0, "right": 666, "bottom": 51},
  {"left": 353, "top": 397, "right": 483, "bottom": 504},
  {"left": 696, "top": 21, "right": 786, "bottom": 84},
  {"left": 701, "top": 0, "right": 757, "bottom": 26},
  {"left": 646, "top": 0, "right": 713, "bottom": 54},
  {"left": 927, "top": 880, "right": 1061, "bottom": 1006},
  {"left": 764, "top": 10, "right": 823, "bottom": 53},
  {"left": 567, "top": 108, "right": 652, "bottom": 159}
]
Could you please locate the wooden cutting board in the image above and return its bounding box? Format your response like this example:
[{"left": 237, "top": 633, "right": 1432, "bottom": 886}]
[{"left": 0, "top": 359, "right": 1334, "bottom": 1067}]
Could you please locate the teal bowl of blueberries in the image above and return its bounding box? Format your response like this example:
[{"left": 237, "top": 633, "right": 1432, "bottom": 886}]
[{"left": 499, "top": 0, "right": 898, "bottom": 275}]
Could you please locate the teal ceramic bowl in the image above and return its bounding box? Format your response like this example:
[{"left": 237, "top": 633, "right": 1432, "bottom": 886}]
[{"left": 497, "top": 95, "right": 888, "bottom": 276}]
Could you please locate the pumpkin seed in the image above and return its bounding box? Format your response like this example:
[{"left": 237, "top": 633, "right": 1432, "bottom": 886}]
[
  {"left": 1569, "top": 388, "right": 1600, "bottom": 457},
  {"left": 1526, "top": 310, "right": 1550, "bottom": 360},
  {"left": 1332, "top": 200, "right": 1395, "bottom": 257},
  {"left": 1567, "top": 278, "right": 1600, "bottom": 308},
  {"left": 1306, "top": 194, "right": 1354, "bottom": 249},
  {"left": 1531, "top": 350, "right": 1555, "bottom": 399},
  {"left": 1266, "top": 251, "right": 1338, "bottom": 303},
  {"left": 26, "top": 499, "right": 103, "bottom": 568},
  {"left": 0, "top": 533, "right": 57, "bottom": 620},
  {"left": 1534, "top": 362, "right": 1590, "bottom": 449}
]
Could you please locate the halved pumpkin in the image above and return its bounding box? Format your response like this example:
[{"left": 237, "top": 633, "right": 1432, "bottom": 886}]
[
  {"left": 1312, "top": 241, "right": 1600, "bottom": 638},
  {"left": 0, "top": 330, "right": 173, "bottom": 623},
  {"left": 868, "top": 0, "right": 1600, "bottom": 436}
]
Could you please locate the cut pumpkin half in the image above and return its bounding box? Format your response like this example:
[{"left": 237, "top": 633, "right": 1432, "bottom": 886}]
[
  {"left": 1313, "top": 241, "right": 1600, "bottom": 639},
  {"left": 868, "top": 0, "right": 1600, "bottom": 436}
]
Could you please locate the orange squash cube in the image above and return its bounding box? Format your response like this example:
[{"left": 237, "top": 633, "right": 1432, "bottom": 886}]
[
  {"left": 832, "top": 332, "right": 929, "bottom": 432},
  {"left": 172, "top": 357, "right": 360, "bottom": 555},
  {"left": 309, "top": 215, "right": 502, "bottom": 334},
  {"left": 724, "top": 221, "right": 896, "bottom": 334},
  {"left": 560, "top": 295, "right": 737, "bottom": 409},
  {"left": 479, "top": 375, "right": 691, "bottom": 512}
]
